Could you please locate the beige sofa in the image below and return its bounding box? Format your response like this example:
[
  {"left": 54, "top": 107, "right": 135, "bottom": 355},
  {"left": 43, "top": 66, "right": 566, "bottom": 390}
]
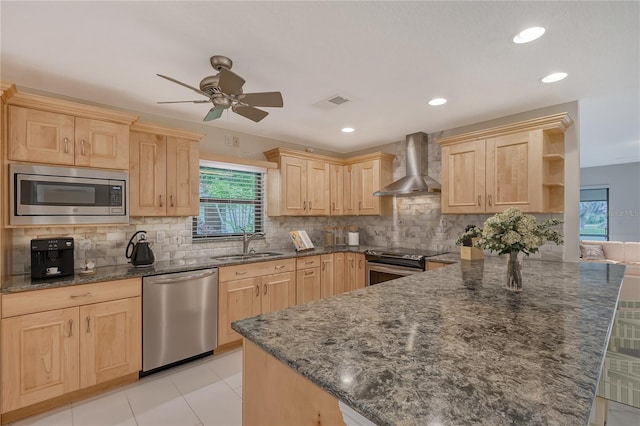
[{"left": 580, "top": 240, "right": 640, "bottom": 277}]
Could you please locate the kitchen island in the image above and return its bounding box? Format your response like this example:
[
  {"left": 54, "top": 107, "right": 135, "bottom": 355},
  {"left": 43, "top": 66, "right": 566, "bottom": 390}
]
[{"left": 232, "top": 257, "right": 625, "bottom": 425}]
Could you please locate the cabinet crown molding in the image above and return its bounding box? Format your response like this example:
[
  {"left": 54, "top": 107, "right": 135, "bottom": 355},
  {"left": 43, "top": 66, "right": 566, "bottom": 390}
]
[
  {"left": 130, "top": 121, "right": 205, "bottom": 141},
  {"left": 263, "top": 147, "right": 395, "bottom": 165},
  {"left": 6, "top": 91, "right": 138, "bottom": 125},
  {"left": 0, "top": 81, "right": 17, "bottom": 102},
  {"left": 436, "top": 112, "right": 573, "bottom": 146}
]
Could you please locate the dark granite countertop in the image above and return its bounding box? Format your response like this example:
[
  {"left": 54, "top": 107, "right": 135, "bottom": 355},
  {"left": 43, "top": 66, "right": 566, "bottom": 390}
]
[
  {"left": 1, "top": 245, "right": 391, "bottom": 293},
  {"left": 232, "top": 257, "right": 625, "bottom": 426}
]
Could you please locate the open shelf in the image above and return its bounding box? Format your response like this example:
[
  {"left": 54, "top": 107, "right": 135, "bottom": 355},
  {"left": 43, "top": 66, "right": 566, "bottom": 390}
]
[
  {"left": 543, "top": 182, "right": 565, "bottom": 187},
  {"left": 543, "top": 154, "right": 565, "bottom": 160}
]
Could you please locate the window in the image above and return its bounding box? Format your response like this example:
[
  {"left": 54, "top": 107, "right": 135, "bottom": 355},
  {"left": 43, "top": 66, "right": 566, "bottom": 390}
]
[
  {"left": 192, "top": 162, "right": 264, "bottom": 240},
  {"left": 579, "top": 188, "right": 609, "bottom": 241}
]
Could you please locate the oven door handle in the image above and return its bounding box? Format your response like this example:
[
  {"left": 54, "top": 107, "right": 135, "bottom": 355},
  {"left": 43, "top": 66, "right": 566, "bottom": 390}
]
[{"left": 367, "top": 264, "right": 420, "bottom": 276}]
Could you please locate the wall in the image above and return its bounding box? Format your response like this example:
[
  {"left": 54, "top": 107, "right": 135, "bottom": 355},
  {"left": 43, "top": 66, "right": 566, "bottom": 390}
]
[{"left": 581, "top": 162, "right": 640, "bottom": 242}]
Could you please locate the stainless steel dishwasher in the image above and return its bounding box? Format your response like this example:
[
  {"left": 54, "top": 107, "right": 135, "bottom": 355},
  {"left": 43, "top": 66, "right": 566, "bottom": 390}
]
[{"left": 142, "top": 268, "right": 218, "bottom": 373}]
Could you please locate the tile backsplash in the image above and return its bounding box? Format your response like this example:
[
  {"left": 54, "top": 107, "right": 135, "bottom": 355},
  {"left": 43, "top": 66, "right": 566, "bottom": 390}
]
[{"left": 8, "top": 137, "right": 563, "bottom": 275}]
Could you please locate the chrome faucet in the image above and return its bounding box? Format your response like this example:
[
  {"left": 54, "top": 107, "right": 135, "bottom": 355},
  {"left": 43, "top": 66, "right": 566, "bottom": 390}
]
[{"left": 242, "top": 229, "right": 265, "bottom": 254}]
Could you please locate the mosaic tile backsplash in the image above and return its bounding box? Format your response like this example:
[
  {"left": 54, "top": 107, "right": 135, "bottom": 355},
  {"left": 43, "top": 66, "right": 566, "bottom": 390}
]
[{"left": 8, "top": 138, "right": 563, "bottom": 275}]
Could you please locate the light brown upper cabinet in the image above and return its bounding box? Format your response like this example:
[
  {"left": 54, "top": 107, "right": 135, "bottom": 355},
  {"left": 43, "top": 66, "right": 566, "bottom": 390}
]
[
  {"left": 6, "top": 92, "right": 136, "bottom": 169},
  {"left": 129, "top": 122, "right": 204, "bottom": 217},
  {"left": 268, "top": 154, "right": 330, "bottom": 216},
  {"left": 438, "top": 113, "right": 572, "bottom": 214},
  {"left": 345, "top": 156, "right": 394, "bottom": 216},
  {"left": 265, "top": 148, "right": 394, "bottom": 217}
]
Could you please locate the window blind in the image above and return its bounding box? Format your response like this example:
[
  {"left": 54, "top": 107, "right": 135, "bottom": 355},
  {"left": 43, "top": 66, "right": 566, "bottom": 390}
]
[{"left": 192, "top": 166, "right": 264, "bottom": 240}]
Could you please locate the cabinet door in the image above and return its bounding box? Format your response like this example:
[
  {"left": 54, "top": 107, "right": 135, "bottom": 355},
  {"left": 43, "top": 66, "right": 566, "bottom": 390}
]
[
  {"left": 1, "top": 308, "right": 79, "bottom": 412},
  {"left": 320, "top": 254, "right": 335, "bottom": 298},
  {"left": 307, "top": 160, "right": 330, "bottom": 215},
  {"left": 129, "top": 131, "right": 167, "bottom": 216},
  {"left": 280, "top": 155, "right": 307, "bottom": 216},
  {"left": 8, "top": 105, "right": 75, "bottom": 165},
  {"left": 345, "top": 252, "right": 358, "bottom": 291},
  {"left": 296, "top": 267, "right": 321, "bottom": 305},
  {"left": 329, "top": 164, "right": 344, "bottom": 216},
  {"left": 356, "top": 160, "right": 381, "bottom": 215},
  {"left": 79, "top": 297, "right": 141, "bottom": 388},
  {"left": 333, "top": 253, "right": 347, "bottom": 295},
  {"left": 343, "top": 164, "right": 357, "bottom": 216},
  {"left": 261, "top": 272, "right": 296, "bottom": 314},
  {"left": 74, "top": 118, "right": 129, "bottom": 169},
  {"left": 441, "top": 140, "right": 486, "bottom": 214},
  {"left": 355, "top": 253, "right": 366, "bottom": 289},
  {"left": 485, "top": 131, "right": 543, "bottom": 213},
  {"left": 218, "top": 277, "right": 261, "bottom": 346},
  {"left": 166, "top": 137, "right": 200, "bottom": 216}
]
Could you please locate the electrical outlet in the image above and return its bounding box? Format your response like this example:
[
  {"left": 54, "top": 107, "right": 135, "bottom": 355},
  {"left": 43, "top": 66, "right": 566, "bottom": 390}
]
[
  {"left": 224, "top": 135, "right": 232, "bottom": 147},
  {"left": 233, "top": 136, "right": 240, "bottom": 148}
]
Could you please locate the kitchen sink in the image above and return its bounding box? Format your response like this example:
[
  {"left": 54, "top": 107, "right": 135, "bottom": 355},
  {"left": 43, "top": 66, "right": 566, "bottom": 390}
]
[{"left": 211, "top": 252, "right": 283, "bottom": 262}]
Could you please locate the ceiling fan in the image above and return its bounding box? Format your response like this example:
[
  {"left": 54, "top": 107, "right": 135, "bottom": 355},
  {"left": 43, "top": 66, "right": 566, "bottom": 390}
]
[{"left": 157, "top": 55, "right": 283, "bottom": 123}]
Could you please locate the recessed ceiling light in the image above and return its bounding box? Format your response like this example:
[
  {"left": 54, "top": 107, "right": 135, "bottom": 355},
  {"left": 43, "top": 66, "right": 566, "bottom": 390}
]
[
  {"left": 513, "top": 26, "right": 546, "bottom": 44},
  {"left": 541, "top": 72, "right": 568, "bottom": 83},
  {"left": 428, "top": 98, "right": 447, "bottom": 106},
  {"left": 341, "top": 127, "right": 355, "bottom": 133}
]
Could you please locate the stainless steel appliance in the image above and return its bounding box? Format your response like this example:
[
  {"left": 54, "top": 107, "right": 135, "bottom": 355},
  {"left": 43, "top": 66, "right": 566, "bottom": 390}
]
[
  {"left": 365, "top": 249, "right": 446, "bottom": 285},
  {"left": 31, "top": 237, "right": 74, "bottom": 279},
  {"left": 10, "top": 164, "right": 128, "bottom": 225},
  {"left": 142, "top": 268, "right": 218, "bottom": 373}
]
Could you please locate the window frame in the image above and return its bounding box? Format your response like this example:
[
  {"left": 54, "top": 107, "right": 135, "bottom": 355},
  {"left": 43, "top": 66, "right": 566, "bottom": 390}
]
[
  {"left": 192, "top": 160, "right": 266, "bottom": 241},
  {"left": 579, "top": 186, "right": 609, "bottom": 241}
]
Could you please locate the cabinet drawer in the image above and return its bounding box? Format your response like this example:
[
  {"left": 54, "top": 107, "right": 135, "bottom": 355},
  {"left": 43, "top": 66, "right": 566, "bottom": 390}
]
[
  {"left": 2, "top": 278, "right": 142, "bottom": 318},
  {"left": 296, "top": 255, "right": 321, "bottom": 269},
  {"left": 220, "top": 258, "right": 296, "bottom": 282}
]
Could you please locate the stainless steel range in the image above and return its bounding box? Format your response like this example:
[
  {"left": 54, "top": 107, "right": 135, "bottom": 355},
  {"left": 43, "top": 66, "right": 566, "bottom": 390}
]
[{"left": 364, "top": 248, "right": 447, "bottom": 285}]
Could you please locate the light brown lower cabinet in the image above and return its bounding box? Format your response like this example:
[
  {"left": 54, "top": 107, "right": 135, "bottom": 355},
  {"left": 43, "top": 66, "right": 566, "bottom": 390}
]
[
  {"left": 345, "top": 252, "right": 366, "bottom": 292},
  {"left": 218, "top": 259, "right": 297, "bottom": 347},
  {"left": 0, "top": 278, "right": 141, "bottom": 415},
  {"left": 296, "top": 256, "right": 322, "bottom": 305},
  {"left": 320, "top": 254, "right": 335, "bottom": 298},
  {"left": 243, "top": 339, "right": 345, "bottom": 426}
]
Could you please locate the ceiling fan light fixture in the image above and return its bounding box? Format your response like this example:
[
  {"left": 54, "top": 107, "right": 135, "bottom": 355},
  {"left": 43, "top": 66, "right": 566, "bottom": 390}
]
[
  {"left": 428, "top": 98, "right": 447, "bottom": 106},
  {"left": 513, "top": 26, "right": 546, "bottom": 44},
  {"left": 541, "top": 72, "right": 568, "bottom": 83},
  {"left": 341, "top": 127, "right": 355, "bottom": 133}
]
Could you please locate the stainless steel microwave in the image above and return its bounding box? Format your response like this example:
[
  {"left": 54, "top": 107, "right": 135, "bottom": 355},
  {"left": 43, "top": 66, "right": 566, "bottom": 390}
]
[{"left": 10, "top": 164, "right": 129, "bottom": 225}]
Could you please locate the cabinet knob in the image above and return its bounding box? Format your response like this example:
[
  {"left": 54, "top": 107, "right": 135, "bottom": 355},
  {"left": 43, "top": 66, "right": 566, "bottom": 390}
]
[
  {"left": 159, "top": 194, "right": 163, "bottom": 207},
  {"left": 81, "top": 139, "right": 86, "bottom": 156},
  {"left": 303, "top": 201, "right": 306, "bottom": 211},
  {"left": 255, "top": 285, "right": 260, "bottom": 296},
  {"left": 235, "top": 270, "right": 248, "bottom": 276},
  {"left": 309, "top": 201, "right": 312, "bottom": 210},
  {"left": 64, "top": 137, "right": 69, "bottom": 153},
  {"left": 304, "top": 270, "right": 314, "bottom": 276},
  {"left": 263, "top": 284, "right": 267, "bottom": 295},
  {"left": 68, "top": 319, "right": 74, "bottom": 337},
  {"left": 478, "top": 195, "right": 481, "bottom": 206},
  {"left": 275, "top": 265, "right": 285, "bottom": 270},
  {"left": 86, "top": 316, "right": 91, "bottom": 333},
  {"left": 332, "top": 202, "right": 335, "bottom": 211},
  {"left": 170, "top": 194, "right": 175, "bottom": 207},
  {"left": 488, "top": 194, "right": 493, "bottom": 206}
]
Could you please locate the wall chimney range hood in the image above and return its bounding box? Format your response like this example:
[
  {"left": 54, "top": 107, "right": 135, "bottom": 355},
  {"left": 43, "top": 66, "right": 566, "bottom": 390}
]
[{"left": 374, "top": 132, "right": 441, "bottom": 197}]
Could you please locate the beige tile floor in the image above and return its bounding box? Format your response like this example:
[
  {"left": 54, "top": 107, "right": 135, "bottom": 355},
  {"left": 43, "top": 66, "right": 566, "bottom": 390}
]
[{"left": 8, "top": 347, "right": 640, "bottom": 426}]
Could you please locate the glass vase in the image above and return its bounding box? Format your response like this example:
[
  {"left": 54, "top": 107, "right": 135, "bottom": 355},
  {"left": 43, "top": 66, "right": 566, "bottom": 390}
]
[{"left": 506, "top": 250, "right": 524, "bottom": 291}]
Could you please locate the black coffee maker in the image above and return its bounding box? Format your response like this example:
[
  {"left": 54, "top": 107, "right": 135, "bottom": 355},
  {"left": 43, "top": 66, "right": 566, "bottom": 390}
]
[{"left": 31, "top": 238, "right": 74, "bottom": 279}]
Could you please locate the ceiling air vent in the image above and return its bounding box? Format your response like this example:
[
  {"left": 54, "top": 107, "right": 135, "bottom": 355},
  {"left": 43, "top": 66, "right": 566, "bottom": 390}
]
[{"left": 328, "top": 95, "right": 349, "bottom": 105}]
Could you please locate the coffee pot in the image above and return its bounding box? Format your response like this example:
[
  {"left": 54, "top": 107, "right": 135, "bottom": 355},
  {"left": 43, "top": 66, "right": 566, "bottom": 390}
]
[{"left": 126, "top": 230, "right": 155, "bottom": 267}]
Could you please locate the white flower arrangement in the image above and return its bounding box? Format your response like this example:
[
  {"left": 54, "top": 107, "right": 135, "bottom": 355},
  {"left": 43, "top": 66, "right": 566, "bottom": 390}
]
[{"left": 458, "top": 207, "right": 563, "bottom": 256}]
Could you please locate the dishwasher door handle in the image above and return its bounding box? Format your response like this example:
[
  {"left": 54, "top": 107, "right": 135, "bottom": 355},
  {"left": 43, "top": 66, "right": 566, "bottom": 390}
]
[{"left": 146, "top": 270, "right": 217, "bottom": 284}]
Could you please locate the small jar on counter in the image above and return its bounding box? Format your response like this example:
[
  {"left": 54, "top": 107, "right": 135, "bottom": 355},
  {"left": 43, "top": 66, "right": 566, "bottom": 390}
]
[
  {"left": 334, "top": 226, "right": 346, "bottom": 246},
  {"left": 324, "top": 226, "right": 335, "bottom": 247},
  {"left": 347, "top": 226, "right": 360, "bottom": 246}
]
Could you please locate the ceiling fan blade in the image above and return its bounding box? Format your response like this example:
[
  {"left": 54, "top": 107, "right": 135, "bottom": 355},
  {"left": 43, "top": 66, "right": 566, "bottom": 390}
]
[
  {"left": 240, "top": 92, "right": 283, "bottom": 107},
  {"left": 158, "top": 100, "right": 211, "bottom": 104},
  {"left": 218, "top": 67, "right": 245, "bottom": 95},
  {"left": 232, "top": 105, "right": 269, "bottom": 122},
  {"left": 157, "top": 74, "right": 209, "bottom": 97},
  {"left": 203, "top": 107, "right": 225, "bottom": 122}
]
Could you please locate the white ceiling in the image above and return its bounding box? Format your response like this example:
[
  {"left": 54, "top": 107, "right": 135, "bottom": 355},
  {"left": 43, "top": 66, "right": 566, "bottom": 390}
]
[{"left": 1, "top": 1, "right": 638, "bottom": 167}]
